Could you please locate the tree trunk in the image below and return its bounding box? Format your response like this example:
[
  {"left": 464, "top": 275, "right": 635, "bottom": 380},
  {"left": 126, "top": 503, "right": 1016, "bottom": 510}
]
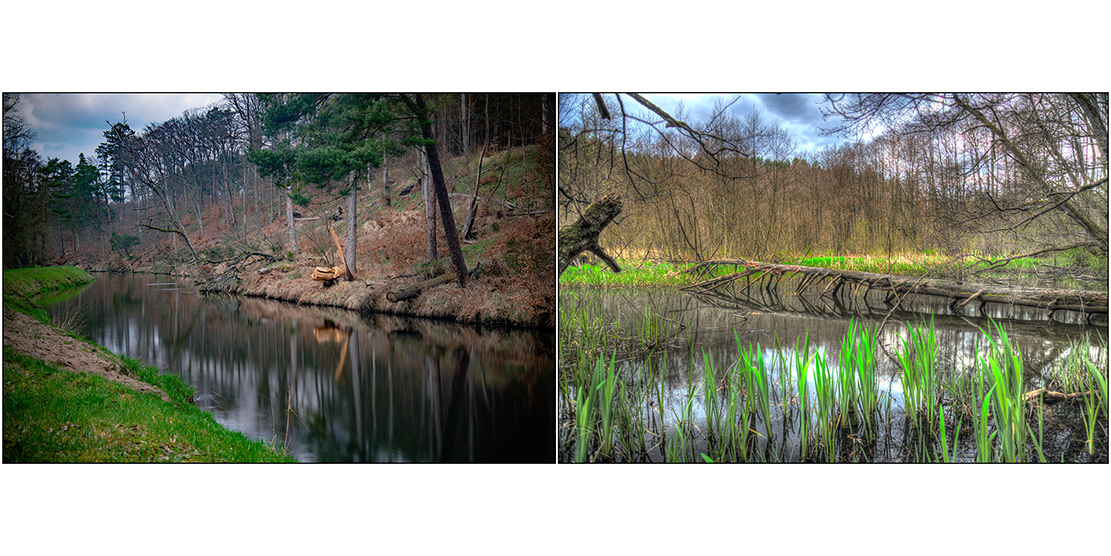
[
  {"left": 422, "top": 148, "right": 437, "bottom": 260},
  {"left": 286, "top": 193, "right": 298, "bottom": 253},
  {"left": 461, "top": 134, "right": 490, "bottom": 240},
  {"left": 346, "top": 179, "right": 358, "bottom": 274},
  {"left": 380, "top": 155, "right": 390, "bottom": 207},
  {"left": 412, "top": 93, "right": 469, "bottom": 288},
  {"left": 558, "top": 194, "right": 623, "bottom": 277},
  {"left": 682, "top": 259, "right": 1108, "bottom": 319},
  {"left": 386, "top": 260, "right": 482, "bottom": 302}
]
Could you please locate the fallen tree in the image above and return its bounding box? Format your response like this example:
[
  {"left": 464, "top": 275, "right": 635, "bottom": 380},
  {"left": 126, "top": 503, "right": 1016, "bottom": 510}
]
[
  {"left": 311, "top": 227, "right": 354, "bottom": 287},
  {"left": 386, "top": 260, "right": 484, "bottom": 303},
  {"left": 198, "top": 251, "right": 279, "bottom": 293},
  {"left": 682, "top": 259, "right": 1108, "bottom": 322}
]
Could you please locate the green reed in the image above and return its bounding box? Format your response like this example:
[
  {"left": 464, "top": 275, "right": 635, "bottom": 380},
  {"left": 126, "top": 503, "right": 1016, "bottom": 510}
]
[
  {"left": 936, "top": 405, "right": 962, "bottom": 463},
  {"left": 793, "top": 332, "right": 813, "bottom": 459},
  {"left": 573, "top": 355, "right": 603, "bottom": 462},
  {"left": 811, "top": 351, "right": 838, "bottom": 461},
  {"left": 665, "top": 375, "right": 702, "bottom": 463},
  {"left": 970, "top": 380, "right": 996, "bottom": 462},
  {"left": 978, "top": 322, "right": 1027, "bottom": 462},
  {"left": 1080, "top": 357, "right": 1106, "bottom": 455},
  {"left": 715, "top": 366, "right": 750, "bottom": 462},
  {"left": 737, "top": 334, "right": 775, "bottom": 446},
  {"left": 637, "top": 304, "right": 681, "bottom": 351},
  {"left": 598, "top": 351, "right": 619, "bottom": 459},
  {"left": 703, "top": 350, "right": 722, "bottom": 442},
  {"left": 896, "top": 318, "right": 939, "bottom": 430},
  {"left": 839, "top": 319, "right": 880, "bottom": 439}
]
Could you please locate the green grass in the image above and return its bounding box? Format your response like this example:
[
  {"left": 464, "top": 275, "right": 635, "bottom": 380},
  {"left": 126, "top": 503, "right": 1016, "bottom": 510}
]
[
  {"left": 561, "top": 249, "right": 1102, "bottom": 291},
  {"left": 3, "top": 347, "right": 294, "bottom": 463},
  {"left": 3, "top": 266, "right": 95, "bottom": 324},
  {"left": 559, "top": 260, "right": 696, "bottom": 288},
  {"left": 3, "top": 265, "right": 296, "bottom": 463}
]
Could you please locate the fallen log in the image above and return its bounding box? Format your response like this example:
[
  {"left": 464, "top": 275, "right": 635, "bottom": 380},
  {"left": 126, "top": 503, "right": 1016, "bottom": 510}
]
[
  {"left": 386, "top": 260, "right": 483, "bottom": 303},
  {"left": 1023, "top": 388, "right": 1098, "bottom": 405},
  {"left": 683, "top": 259, "right": 1108, "bottom": 320}
]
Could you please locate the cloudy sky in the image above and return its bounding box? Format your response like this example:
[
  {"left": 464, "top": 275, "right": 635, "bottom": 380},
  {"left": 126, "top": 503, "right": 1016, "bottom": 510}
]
[
  {"left": 588, "top": 93, "right": 853, "bottom": 155},
  {"left": 13, "top": 92, "right": 852, "bottom": 167},
  {"left": 12, "top": 93, "right": 225, "bottom": 166},
  {"left": 640, "top": 93, "right": 851, "bottom": 152}
]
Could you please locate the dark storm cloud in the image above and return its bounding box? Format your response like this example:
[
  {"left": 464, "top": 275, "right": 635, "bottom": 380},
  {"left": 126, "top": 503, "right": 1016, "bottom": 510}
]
[
  {"left": 756, "top": 93, "right": 820, "bottom": 122},
  {"left": 632, "top": 94, "right": 848, "bottom": 155},
  {"left": 15, "top": 93, "right": 223, "bottom": 165}
]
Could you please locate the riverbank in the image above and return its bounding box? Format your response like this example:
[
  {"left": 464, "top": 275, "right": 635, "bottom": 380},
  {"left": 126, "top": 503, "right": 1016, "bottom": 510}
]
[
  {"left": 59, "top": 146, "right": 555, "bottom": 329},
  {"left": 2, "top": 267, "right": 294, "bottom": 462}
]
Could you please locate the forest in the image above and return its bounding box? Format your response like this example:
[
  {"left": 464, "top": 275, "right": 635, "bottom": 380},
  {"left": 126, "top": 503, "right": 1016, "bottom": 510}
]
[
  {"left": 557, "top": 93, "right": 1108, "bottom": 277},
  {"left": 3, "top": 93, "right": 554, "bottom": 283}
]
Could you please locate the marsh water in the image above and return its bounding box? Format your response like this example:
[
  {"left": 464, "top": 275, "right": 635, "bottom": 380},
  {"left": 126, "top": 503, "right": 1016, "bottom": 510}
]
[
  {"left": 559, "top": 279, "right": 1108, "bottom": 463},
  {"left": 43, "top": 273, "right": 555, "bottom": 462}
]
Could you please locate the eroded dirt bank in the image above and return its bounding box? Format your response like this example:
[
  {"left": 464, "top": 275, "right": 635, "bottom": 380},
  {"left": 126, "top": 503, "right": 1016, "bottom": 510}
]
[{"left": 3, "top": 307, "right": 170, "bottom": 401}]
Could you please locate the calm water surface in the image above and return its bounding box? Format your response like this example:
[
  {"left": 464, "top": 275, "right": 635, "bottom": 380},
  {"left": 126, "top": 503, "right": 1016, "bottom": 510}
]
[
  {"left": 45, "top": 273, "right": 555, "bottom": 462},
  {"left": 560, "top": 283, "right": 1108, "bottom": 462}
]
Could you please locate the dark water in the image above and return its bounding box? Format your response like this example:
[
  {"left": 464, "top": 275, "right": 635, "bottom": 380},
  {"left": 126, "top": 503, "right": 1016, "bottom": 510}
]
[
  {"left": 43, "top": 273, "right": 555, "bottom": 462},
  {"left": 560, "top": 284, "right": 1108, "bottom": 462}
]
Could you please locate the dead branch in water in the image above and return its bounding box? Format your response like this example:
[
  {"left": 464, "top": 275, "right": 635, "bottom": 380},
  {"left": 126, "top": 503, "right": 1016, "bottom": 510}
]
[{"left": 1023, "top": 388, "right": 1099, "bottom": 405}]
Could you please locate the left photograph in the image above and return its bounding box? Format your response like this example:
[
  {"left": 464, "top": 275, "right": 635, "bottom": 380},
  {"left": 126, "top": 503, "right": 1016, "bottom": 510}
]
[{"left": 2, "top": 93, "right": 556, "bottom": 463}]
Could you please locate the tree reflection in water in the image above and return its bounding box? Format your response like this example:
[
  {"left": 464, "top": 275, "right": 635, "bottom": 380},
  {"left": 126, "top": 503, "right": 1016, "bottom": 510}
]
[{"left": 45, "top": 273, "right": 555, "bottom": 462}]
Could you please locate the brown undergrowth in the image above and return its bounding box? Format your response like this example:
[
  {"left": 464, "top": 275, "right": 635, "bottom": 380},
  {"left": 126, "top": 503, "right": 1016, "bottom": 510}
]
[{"left": 67, "top": 145, "right": 555, "bottom": 328}]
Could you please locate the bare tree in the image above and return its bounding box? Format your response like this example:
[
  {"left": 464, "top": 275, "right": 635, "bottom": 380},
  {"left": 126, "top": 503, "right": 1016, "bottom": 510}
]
[{"left": 822, "top": 93, "right": 1108, "bottom": 255}]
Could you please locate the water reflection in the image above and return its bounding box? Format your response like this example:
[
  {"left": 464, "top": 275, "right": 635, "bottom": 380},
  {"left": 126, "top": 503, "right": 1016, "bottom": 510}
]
[
  {"left": 560, "top": 287, "right": 1107, "bottom": 462},
  {"left": 45, "top": 273, "right": 555, "bottom": 462}
]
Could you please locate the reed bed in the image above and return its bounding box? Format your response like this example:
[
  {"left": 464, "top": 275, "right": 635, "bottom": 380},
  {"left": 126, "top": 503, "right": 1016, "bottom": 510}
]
[{"left": 559, "top": 312, "right": 1108, "bottom": 463}]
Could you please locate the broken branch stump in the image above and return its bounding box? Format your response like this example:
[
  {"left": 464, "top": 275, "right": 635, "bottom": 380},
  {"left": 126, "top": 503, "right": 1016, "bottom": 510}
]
[{"left": 558, "top": 194, "right": 623, "bottom": 277}]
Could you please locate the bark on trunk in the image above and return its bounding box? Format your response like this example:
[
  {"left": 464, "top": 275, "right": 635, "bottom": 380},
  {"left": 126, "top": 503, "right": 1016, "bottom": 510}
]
[
  {"left": 422, "top": 148, "right": 437, "bottom": 260},
  {"left": 286, "top": 194, "right": 298, "bottom": 253},
  {"left": 557, "top": 194, "right": 623, "bottom": 277},
  {"left": 411, "top": 93, "right": 469, "bottom": 288},
  {"left": 346, "top": 181, "right": 357, "bottom": 275}
]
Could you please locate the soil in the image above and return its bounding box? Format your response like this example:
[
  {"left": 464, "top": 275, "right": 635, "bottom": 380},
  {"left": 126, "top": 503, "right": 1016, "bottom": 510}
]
[{"left": 2, "top": 307, "right": 170, "bottom": 402}]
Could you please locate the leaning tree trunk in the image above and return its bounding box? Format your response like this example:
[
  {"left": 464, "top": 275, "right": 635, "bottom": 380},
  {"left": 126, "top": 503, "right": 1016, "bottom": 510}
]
[
  {"left": 411, "top": 93, "right": 469, "bottom": 288},
  {"left": 558, "top": 194, "right": 623, "bottom": 277}
]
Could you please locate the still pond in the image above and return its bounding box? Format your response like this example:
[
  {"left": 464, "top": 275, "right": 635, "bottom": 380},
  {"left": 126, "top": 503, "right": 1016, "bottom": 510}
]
[{"left": 559, "top": 280, "right": 1108, "bottom": 463}]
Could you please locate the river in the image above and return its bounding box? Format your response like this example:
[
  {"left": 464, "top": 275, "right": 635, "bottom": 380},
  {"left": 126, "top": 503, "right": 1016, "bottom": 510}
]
[{"left": 42, "top": 273, "right": 555, "bottom": 462}]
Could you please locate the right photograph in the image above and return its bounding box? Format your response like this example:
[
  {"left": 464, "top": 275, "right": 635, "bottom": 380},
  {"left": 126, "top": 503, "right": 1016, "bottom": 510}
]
[{"left": 556, "top": 93, "right": 1109, "bottom": 463}]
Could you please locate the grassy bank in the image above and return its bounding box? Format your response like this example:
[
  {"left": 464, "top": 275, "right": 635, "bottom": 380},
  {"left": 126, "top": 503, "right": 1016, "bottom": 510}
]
[
  {"left": 3, "top": 266, "right": 95, "bottom": 324},
  {"left": 559, "top": 249, "right": 1106, "bottom": 289},
  {"left": 3, "top": 348, "right": 294, "bottom": 462},
  {"left": 3, "top": 266, "right": 295, "bottom": 462}
]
